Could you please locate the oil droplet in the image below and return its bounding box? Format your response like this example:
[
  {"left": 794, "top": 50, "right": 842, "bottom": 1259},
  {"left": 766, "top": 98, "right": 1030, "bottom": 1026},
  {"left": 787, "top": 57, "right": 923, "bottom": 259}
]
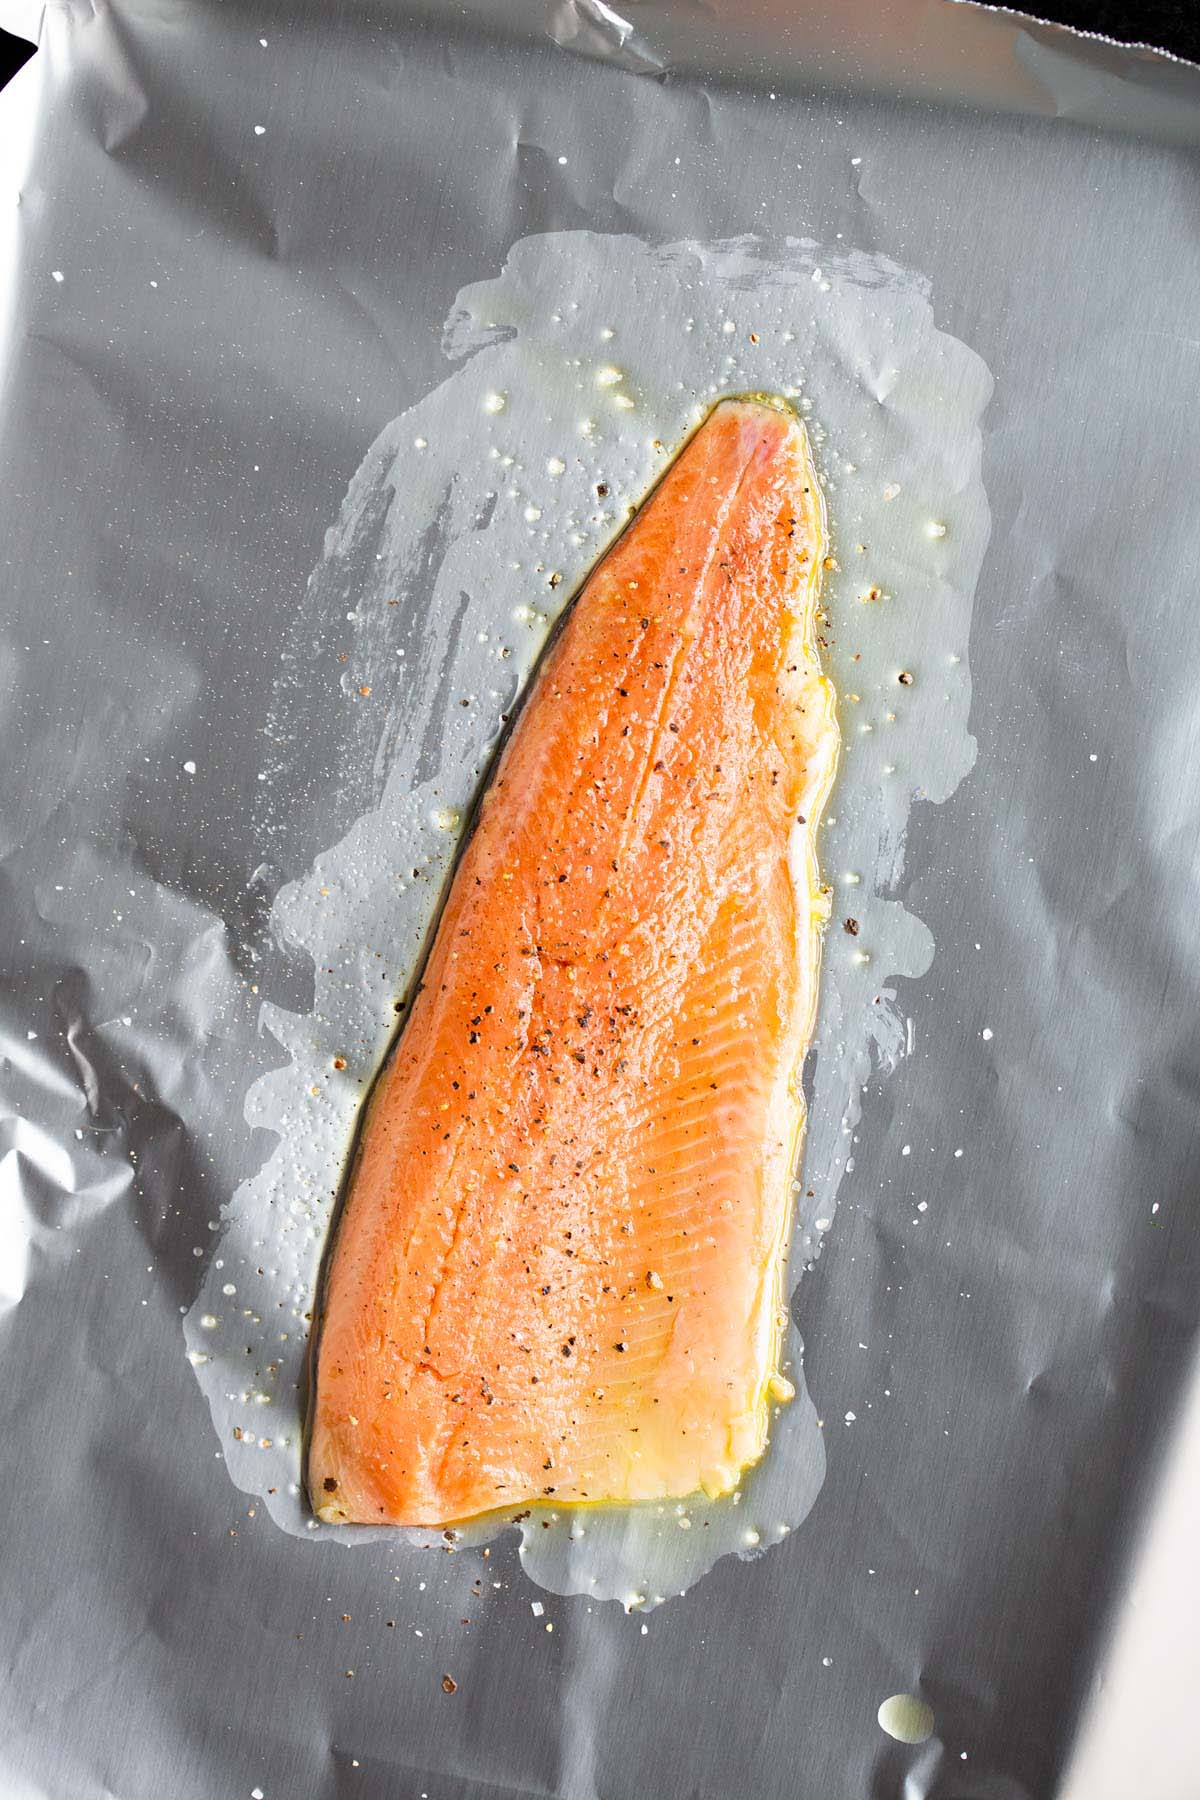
[
  {"left": 524, "top": 505, "right": 542, "bottom": 523},
  {"left": 613, "top": 393, "right": 635, "bottom": 411},
  {"left": 200, "top": 1314, "right": 218, "bottom": 1330},
  {"left": 546, "top": 456, "right": 566, "bottom": 476},
  {"left": 413, "top": 436, "right": 427, "bottom": 450},
  {"left": 844, "top": 871, "right": 861, "bottom": 886},
  {"left": 767, "top": 1374, "right": 795, "bottom": 1403},
  {"left": 483, "top": 392, "right": 507, "bottom": 415},
  {"left": 595, "top": 366, "right": 623, "bottom": 388},
  {"left": 432, "top": 807, "right": 461, "bottom": 832},
  {"left": 926, "top": 520, "right": 947, "bottom": 538},
  {"left": 599, "top": 326, "right": 615, "bottom": 340},
  {"left": 883, "top": 482, "right": 902, "bottom": 501},
  {"left": 877, "top": 1694, "right": 934, "bottom": 1744}
]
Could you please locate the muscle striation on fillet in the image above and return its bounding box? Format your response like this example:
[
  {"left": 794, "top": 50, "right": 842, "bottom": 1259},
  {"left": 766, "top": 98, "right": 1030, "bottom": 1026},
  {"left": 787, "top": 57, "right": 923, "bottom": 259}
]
[{"left": 308, "top": 396, "right": 839, "bottom": 1527}]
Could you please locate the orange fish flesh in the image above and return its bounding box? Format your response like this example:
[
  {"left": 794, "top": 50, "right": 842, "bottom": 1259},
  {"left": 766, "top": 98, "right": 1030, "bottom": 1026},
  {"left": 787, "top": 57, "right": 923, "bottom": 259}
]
[{"left": 309, "top": 395, "right": 839, "bottom": 1526}]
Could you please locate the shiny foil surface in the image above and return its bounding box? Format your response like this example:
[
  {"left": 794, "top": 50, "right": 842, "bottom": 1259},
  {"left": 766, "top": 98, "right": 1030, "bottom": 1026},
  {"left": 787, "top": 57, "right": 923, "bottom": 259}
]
[{"left": 1, "top": 4, "right": 1198, "bottom": 1796}]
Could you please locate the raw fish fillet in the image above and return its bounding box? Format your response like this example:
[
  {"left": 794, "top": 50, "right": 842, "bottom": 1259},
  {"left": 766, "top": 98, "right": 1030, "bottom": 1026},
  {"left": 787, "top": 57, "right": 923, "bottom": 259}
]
[{"left": 309, "top": 396, "right": 839, "bottom": 1526}]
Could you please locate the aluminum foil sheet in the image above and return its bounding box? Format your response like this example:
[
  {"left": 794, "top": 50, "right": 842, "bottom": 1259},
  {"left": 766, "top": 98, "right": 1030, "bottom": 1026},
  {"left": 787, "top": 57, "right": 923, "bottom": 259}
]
[{"left": 2, "top": 3, "right": 1199, "bottom": 1797}]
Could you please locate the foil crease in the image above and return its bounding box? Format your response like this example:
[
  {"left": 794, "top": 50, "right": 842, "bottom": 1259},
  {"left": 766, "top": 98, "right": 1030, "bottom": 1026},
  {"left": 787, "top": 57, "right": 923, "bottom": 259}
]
[{"left": 1, "top": 2, "right": 1199, "bottom": 1797}]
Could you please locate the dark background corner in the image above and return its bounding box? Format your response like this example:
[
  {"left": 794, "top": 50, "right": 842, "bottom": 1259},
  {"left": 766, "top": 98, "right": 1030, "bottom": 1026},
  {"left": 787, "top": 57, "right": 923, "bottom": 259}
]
[
  {"left": 1, "top": 25, "right": 35, "bottom": 90},
  {"left": 1, "top": 5, "right": 1200, "bottom": 96}
]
